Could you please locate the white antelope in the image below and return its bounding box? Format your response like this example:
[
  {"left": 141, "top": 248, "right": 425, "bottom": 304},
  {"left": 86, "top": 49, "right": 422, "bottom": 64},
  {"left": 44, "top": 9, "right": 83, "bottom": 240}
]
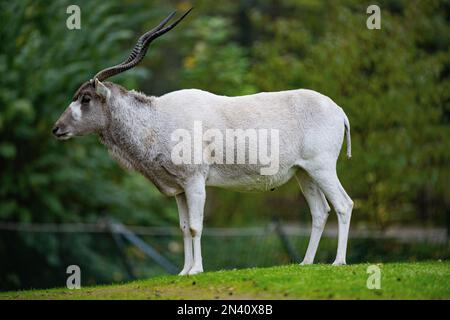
[{"left": 53, "top": 10, "right": 354, "bottom": 275}]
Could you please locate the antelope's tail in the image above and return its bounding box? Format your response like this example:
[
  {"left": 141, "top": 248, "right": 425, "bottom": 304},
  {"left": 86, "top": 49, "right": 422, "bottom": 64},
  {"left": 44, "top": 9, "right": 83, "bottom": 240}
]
[{"left": 344, "top": 113, "right": 351, "bottom": 159}]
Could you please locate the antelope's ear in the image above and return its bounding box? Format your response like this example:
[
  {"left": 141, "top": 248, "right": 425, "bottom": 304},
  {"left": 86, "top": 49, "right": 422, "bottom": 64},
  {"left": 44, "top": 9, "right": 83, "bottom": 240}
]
[{"left": 95, "top": 78, "right": 111, "bottom": 100}]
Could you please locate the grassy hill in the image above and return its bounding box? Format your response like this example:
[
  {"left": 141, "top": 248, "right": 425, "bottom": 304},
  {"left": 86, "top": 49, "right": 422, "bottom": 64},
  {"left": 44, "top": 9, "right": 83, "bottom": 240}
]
[{"left": 2, "top": 261, "right": 449, "bottom": 300}]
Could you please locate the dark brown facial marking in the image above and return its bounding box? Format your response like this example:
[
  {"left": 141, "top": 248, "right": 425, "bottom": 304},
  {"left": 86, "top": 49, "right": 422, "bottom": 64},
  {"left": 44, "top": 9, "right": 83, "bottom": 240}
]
[
  {"left": 72, "top": 81, "right": 94, "bottom": 101},
  {"left": 81, "top": 94, "right": 91, "bottom": 104},
  {"left": 72, "top": 81, "right": 108, "bottom": 104}
]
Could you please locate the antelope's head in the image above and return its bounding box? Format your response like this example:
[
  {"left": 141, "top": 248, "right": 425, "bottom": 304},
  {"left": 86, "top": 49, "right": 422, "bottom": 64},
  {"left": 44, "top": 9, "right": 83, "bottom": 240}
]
[{"left": 52, "top": 9, "right": 192, "bottom": 140}]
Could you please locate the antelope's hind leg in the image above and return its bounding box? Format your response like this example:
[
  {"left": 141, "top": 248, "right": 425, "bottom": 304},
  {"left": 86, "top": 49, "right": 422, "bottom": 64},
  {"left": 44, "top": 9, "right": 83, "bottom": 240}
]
[
  {"left": 296, "top": 170, "right": 331, "bottom": 265},
  {"left": 304, "top": 163, "right": 354, "bottom": 266}
]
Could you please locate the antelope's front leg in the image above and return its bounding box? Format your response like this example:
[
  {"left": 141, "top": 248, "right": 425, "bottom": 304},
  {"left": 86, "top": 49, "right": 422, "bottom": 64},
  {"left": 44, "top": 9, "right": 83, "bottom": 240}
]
[
  {"left": 175, "top": 194, "right": 193, "bottom": 275},
  {"left": 184, "top": 177, "right": 206, "bottom": 275}
]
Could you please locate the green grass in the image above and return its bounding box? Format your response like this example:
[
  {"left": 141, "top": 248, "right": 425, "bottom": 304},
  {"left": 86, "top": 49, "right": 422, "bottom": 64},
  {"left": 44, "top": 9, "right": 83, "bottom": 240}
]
[{"left": 1, "top": 261, "right": 449, "bottom": 300}]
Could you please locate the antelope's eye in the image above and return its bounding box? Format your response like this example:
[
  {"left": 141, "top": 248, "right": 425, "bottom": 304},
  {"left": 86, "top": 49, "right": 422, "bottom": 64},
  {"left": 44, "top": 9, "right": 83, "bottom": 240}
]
[{"left": 81, "top": 95, "right": 91, "bottom": 104}]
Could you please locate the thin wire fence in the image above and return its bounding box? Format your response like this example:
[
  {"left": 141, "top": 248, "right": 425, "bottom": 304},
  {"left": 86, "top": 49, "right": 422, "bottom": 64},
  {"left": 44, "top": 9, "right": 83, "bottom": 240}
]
[
  {"left": 0, "top": 220, "right": 448, "bottom": 286},
  {"left": 0, "top": 221, "right": 447, "bottom": 243}
]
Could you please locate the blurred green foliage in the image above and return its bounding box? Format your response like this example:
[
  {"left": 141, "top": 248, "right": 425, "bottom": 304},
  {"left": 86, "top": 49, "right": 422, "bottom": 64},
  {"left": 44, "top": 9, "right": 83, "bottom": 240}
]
[{"left": 0, "top": 0, "right": 449, "bottom": 290}]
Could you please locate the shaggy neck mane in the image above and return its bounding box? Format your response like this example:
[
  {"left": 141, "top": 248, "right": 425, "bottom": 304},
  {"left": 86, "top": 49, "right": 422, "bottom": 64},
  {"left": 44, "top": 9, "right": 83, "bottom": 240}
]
[
  {"left": 99, "top": 83, "right": 156, "bottom": 171},
  {"left": 128, "top": 89, "right": 154, "bottom": 105}
]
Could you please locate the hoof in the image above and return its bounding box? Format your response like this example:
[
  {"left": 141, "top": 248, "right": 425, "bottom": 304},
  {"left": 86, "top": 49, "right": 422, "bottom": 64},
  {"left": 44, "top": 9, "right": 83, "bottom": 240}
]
[
  {"left": 332, "top": 260, "right": 346, "bottom": 266},
  {"left": 188, "top": 266, "right": 204, "bottom": 275},
  {"left": 300, "top": 260, "right": 313, "bottom": 266},
  {"left": 178, "top": 266, "right": 192, "bottom": 276}
]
